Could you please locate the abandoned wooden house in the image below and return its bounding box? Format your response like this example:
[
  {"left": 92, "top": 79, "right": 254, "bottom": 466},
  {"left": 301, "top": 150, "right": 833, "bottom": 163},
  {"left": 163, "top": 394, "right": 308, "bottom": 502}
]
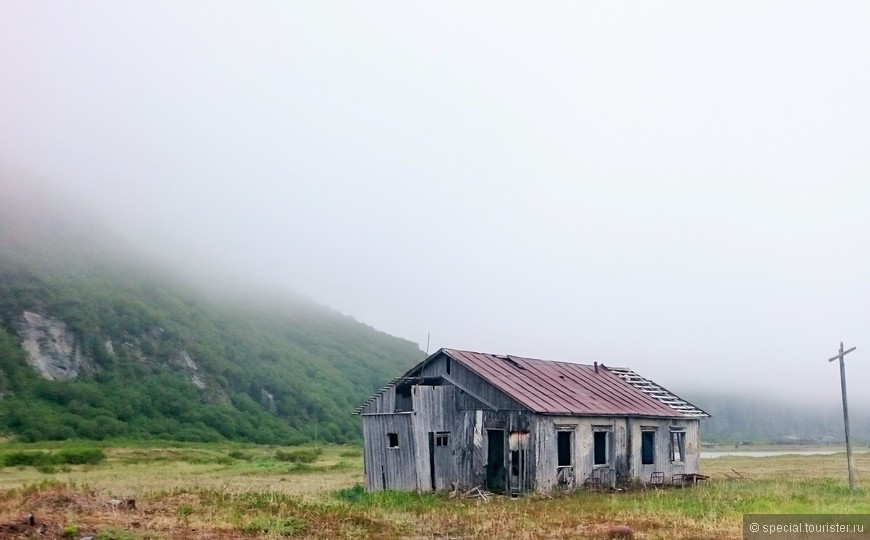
[{"left": 356, "top": 348, "right": 709, "bottom": 494}]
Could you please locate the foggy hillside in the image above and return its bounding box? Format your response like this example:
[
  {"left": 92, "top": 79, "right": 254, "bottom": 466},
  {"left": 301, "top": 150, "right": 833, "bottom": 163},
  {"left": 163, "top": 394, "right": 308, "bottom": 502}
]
[
  {"left": 687, "top": 392, "right": 870, "bottom": 445},
  {"left": 0, "top": 172, "right": 422, "bottom": 443},
  {"left": 1, "top": 171, "right": 869, "bottom": 445}
]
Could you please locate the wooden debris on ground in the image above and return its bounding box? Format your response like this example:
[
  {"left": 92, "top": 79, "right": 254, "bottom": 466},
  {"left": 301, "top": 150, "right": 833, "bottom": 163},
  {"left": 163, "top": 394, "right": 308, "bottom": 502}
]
[
  {"left": 723, "top": 468, "right": 745, "bottom": 480},
  {"left": 448, "top": 485, "right": 493, "bottom": 502}
]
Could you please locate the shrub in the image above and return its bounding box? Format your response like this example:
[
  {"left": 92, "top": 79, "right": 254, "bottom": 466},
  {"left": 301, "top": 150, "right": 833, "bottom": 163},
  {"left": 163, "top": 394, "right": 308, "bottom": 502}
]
[
  {"left": 1, "top": 447, "right": 105, "bottom": 468},
  {"left": 58, "top": 448, "right": 106, "bottom": 465},
  {"left": 3, "top": 451, "right": 52, "bottom": 467},
  {"left": 274, "top": 448, "right": 321, "bottom": 464},
  {"left": 334, "top": 484, "right": 366, "bottom": 503}
]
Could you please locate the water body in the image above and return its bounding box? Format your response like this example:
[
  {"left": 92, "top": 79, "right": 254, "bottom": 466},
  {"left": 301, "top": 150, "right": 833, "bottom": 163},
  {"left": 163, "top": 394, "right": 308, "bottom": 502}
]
[{"left": 701, "top": 449, "right": 870, "bottom": 459}]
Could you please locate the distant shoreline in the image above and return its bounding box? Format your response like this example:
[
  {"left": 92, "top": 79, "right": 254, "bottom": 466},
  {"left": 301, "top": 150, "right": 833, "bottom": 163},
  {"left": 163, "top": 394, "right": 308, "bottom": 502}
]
[{"left": 702, "top": 446, "right": 870, "bottom": 459}]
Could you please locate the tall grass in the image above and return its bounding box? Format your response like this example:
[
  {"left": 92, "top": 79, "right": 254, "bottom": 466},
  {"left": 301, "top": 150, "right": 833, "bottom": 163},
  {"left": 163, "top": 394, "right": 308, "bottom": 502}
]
[{"left": 335, "top": 483, "right": 442, "bottom": 510}]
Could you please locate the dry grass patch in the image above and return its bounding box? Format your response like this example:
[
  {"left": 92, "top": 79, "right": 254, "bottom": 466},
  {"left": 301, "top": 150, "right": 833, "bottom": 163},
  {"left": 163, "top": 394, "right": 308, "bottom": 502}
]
[{"left": 1, "top": 444, "right": 869, "bottom": 539}]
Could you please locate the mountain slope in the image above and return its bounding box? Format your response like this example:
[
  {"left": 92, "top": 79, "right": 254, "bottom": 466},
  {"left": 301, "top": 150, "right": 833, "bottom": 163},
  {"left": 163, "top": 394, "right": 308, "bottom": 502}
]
[{"left": 0, "top": 173, "right": 422, "bottom": 443}]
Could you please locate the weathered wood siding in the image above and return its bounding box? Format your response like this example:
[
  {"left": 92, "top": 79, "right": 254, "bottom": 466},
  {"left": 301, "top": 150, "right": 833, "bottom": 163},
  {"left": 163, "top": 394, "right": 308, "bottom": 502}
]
[
  {"left": 358, "top": 386, "right": 396, "bottom": 415},
  {"left": 467, "top": 410, "right": 537, "bottom": 492},
  {"left": 361, "top": 351, "right": 525, "bottom": 416},
  {"left": 628, "top": 417, "right": 700, "bottom": 484},
  {"left": 417, "top": 354, "right": 448, "bottom": 378},
  {"left": 410, "top": 385, "right": 457, "bottom": 491},
  {"left": 361, "top": 413, "right": 418, "bottom": 491},
  {"left": 533, "top": 415, "right": 702, "bottom": 490},
  {"left": 534, "top": 416, "right": 623, "bottom": 490},
  {"left": 419, "top": 353, "right": 526, "bottom": 411},
  {"left": 453, "top": 409, "right": 485, "bottom": 488},
  {"left": 362, "top": 403, "right": 541, "bottom": 493}
]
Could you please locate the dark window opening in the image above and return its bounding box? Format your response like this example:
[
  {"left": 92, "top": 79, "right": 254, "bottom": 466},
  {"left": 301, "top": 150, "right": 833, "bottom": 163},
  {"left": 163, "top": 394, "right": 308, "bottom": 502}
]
[
  {"left": 388, "top": 433, "right": 399, "bottom": 448},
  {"left": 641, "top": 430, "right": 655, "bottom": 465},
  {"left": 593, "top": 431, "right": 609, "bottom": 465},
  {"left": 670, "top": 431, "right": 685, "bottom": 463},
  {"left": 446, "top": 357, "right": 451, "bottom": 375},
  {"left": 511, "top": 449, "right": 527, "bottom": 479},
  {"left": 394, "top": 384, "right": 412, "bottom": 412},
  {"left": 557, "top": 431, "right": 572, "bottom": 467},
  {"left": 435, "top": 432, "right": 449, "bottom": 447}
]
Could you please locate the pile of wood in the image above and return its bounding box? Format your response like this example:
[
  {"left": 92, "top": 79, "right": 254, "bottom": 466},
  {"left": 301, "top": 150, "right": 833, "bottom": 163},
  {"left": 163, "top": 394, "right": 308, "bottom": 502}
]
[{"left": 449, "top": 485, "right": 493, "bottom": 502}]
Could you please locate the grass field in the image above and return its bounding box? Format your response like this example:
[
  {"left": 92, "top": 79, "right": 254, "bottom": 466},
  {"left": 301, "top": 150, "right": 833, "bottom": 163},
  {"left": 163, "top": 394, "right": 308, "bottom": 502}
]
[{"left": 0, "top": 441, "right": 868, "bottom": 539}]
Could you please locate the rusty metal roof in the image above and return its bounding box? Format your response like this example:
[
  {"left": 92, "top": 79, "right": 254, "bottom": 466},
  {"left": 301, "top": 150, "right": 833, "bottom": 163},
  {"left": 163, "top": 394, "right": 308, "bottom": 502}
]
[{"left": 440, "top": 348, "right": 708, "bottom": 418}]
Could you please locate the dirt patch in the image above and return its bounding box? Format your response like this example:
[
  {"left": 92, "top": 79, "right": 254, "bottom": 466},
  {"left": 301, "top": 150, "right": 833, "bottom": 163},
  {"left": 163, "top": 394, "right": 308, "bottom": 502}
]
[
  {"left": 24, "top": 487, "right": 102, "bottom": 514},
  {"left": 0, "top": 514, "right": 64, "bottom": 539}
]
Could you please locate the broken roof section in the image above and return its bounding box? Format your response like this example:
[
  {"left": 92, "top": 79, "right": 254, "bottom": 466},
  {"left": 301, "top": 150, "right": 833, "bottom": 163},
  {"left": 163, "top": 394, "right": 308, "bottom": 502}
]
[
  {"left": 435, "top": 348, "right": 709, "bottom": 418},
  {"left": 607, "top": 366, "right": 709, "bottom": 418}
]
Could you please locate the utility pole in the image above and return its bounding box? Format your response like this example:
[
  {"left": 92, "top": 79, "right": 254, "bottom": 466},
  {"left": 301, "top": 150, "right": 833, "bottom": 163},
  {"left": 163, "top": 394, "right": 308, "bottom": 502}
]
[{"left": 827, "top": 342, "right": 857, "bottom": 491}]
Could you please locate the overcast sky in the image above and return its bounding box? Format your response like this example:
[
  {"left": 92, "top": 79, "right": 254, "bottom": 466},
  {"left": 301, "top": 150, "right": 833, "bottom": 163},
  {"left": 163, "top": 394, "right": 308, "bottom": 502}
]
[{"left": 1, "top": 2, "right": 869, "bottom": 405}]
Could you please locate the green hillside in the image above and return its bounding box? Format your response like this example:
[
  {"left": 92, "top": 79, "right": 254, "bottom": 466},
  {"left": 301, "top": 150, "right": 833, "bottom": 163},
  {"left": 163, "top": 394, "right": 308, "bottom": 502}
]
[{"left": 0, "top": 177, "right": 422, "bottom": 444}]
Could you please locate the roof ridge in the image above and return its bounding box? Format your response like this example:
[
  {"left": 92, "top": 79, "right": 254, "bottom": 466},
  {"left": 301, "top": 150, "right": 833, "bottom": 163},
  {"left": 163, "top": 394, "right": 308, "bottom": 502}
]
[{"left": 363, "top": 349, "right": 708, "bottom": 419}]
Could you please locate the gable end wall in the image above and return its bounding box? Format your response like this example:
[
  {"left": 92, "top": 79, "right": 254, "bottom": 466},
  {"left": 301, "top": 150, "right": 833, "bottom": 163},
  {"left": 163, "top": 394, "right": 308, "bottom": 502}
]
[{"left": 418, "top": 353, "right": 528, "bottom": 411}]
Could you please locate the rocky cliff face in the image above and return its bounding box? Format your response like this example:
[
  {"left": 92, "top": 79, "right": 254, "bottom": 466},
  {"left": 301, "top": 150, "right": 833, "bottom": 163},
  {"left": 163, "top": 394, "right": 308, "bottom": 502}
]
[
  {"left": 170, "top": 350, "right": 207, "bottom": 390},
  {"left": 15, "top": 310, "right": 212, "bottom": 394},
  {"left": 16, "top": 310, "right": 94, "bottom": 380}
]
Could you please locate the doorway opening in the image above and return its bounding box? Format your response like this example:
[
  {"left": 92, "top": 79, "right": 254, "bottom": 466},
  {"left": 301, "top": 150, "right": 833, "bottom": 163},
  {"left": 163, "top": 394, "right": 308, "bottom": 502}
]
[{"left": 486, "top": 429, "right": 506, "bottom": 492}]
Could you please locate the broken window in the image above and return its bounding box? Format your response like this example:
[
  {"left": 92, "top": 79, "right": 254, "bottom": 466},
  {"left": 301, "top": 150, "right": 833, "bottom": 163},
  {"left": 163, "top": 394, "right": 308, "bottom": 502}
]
[
  {"left": 394, "top": 384, "right": 412, "bottom": 412},
  {"left": 435, "top": 432, "right": 449, "bottom": 447},
  {"left": 641, "top": 429, "right": 656, "bottom": 465},
  {"left": 511, "top": 448, "right": 528, "bottom": 493},
  {"left": 593, "top": 429, "right": 611, "bottom": 466},
  {"left": 388, "top": 433, "right": 399, "bottom": 448},
  {"left": 670, "top": 430, "right": 685, "bottom": 463},
  {"left": 557, "top": 430, "right": 573, "bottom": 467}
]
